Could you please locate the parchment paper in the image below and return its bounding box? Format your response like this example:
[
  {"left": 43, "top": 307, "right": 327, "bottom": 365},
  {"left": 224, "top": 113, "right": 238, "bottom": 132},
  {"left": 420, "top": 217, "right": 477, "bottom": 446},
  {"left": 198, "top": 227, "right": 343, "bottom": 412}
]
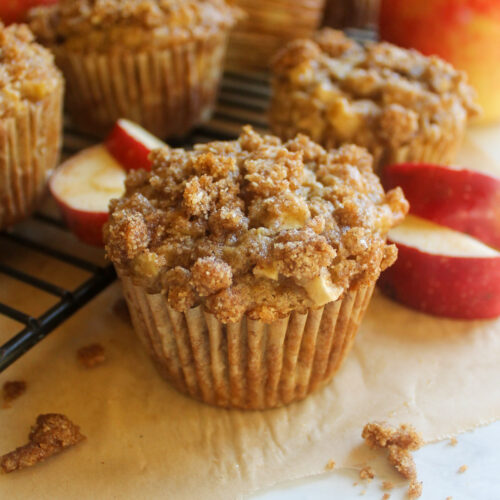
[{"left": 0, "top": 126, "right": 499, "bottom": 499}]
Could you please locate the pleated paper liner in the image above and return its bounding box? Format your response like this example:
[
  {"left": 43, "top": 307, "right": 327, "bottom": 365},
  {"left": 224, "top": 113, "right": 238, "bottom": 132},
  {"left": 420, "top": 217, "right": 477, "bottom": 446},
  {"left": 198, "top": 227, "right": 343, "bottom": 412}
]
[
  {"left": 119, "top": 270, "right": 375, "bottom": 410},
  {"left": 52, "top": 32, "right": 229, "bottom": 139},
  {"left": 0, "top": 81, "right": 63, "bottom": 230}
]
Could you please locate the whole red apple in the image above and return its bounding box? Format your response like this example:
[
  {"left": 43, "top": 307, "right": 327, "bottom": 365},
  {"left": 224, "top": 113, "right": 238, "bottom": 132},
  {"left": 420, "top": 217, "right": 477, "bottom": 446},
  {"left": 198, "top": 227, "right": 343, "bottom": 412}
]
[
  {"left": 379, "top": 0, "right": 500, "bottom": 123},
  {"left": 0, "top": 0, "right": 58, "bottom": 25}
]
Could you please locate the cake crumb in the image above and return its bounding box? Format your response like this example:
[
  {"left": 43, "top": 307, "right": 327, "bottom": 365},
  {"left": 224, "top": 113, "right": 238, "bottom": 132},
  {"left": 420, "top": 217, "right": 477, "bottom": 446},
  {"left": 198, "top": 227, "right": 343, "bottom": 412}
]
[
  {"left": 77, "top": 343, "right": 106, "bottom": 368},
  {"left": 458, "top": 465, "right": 468, "bottom": 474},
  {"left": 362, "top": 422, "right": 423, "bottom": 498},
  {"left": 446, "top": 497, "right": 453, "bottom": 500},
  {"left": 449, "top": 437, "right": 458, "bottom": 446},
  {"left": 353, "top": 482, "right": 359, "bottom": 486},
  {"left": 382, "top": 481, "right": 394, "bottom": 490},
  {"left": 360, "top": 465, "right": 375, "bottom": 480},
  {"left": 407, "top": 480, "right": 422, "bottom": 499},
  {"left": 325, "top": 459, "right": 335, "bottom": 470},
  {"left": 382, "top": 494, "right": 391, "bottom": 500},
  {"left": 0, "top": 414, "right": 85, "bottom": 473},
  {"left": 2, "top": 380, "right": 26, "bottom": 407}
]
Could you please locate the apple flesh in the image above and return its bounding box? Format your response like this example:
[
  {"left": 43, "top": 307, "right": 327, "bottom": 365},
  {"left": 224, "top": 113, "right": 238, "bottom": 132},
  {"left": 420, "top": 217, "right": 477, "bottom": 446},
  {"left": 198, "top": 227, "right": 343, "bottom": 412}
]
[
  {"left": 383, "top": 163, "right": 500, "bottom": 250},
  {"left": 379, "top": 0, "right": 500, "bottom": 123},
  {"left": 105, "top": 119, "right": 165, "bottom": 172},
  {"left": 50, "top": 145, "right": 126, "bottom": 246},
  {"left": 0, "top": 0, "right": 58, "bottom": 25},
  {"left": 379, "top": 215, "right": 500, "bottom": 319}
]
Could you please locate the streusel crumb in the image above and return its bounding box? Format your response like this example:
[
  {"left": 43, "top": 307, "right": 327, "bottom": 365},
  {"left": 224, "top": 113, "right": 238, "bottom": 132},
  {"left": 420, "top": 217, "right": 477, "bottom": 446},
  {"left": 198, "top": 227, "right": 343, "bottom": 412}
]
[
  {"left": 1, "top": 414, "right": 85, "bottom": 473},
  {"left": 2, "top": 380, "right": 27, "bottom": 407},
  {"left": 458, "top": 465, "right": 468, "bottom": 474},
  {"left": 382, "top": 494, "right": 390, "bottom": 500},
  {"left": 0, "top": 23, "right": 61, "bottom": 118},
  {"left": 325, "top": 459, "right": 335, "bottom": 470},
  {"left": 360, "top": 466, "right": 375, "bottom": 480},
  {"left": 105, "top": 126, "right": 408, "bottom": 323},
  {"left": 77, "top": 344, "right": 106, "bottom": 368},
  {"left": 382, "top": 481, "right": 394, "bottom": 490},
  {"left": 362, "top": 422, "right": 423, "bottom": 498}
]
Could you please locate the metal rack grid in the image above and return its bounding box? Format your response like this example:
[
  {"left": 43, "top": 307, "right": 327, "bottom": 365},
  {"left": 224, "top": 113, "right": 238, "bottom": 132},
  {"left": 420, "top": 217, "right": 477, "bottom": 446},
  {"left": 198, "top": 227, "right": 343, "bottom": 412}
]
[{"left": 0, "top": 71, "right": 271, "bottom": 373}]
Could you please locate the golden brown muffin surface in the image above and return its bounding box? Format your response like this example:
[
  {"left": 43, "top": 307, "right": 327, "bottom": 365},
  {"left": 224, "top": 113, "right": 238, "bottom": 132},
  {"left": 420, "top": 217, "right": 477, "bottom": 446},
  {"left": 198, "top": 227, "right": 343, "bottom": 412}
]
[
  {"left": 0, "top": 23, "right": 61, "bottom": 119},
  {"left": 29, "top": 0, "right": 241, "bottom": 52},
  {"left": 105, "top": 126, "right": 408, "bottom": 323},
  {"left": 271, "top": 29, "right": 480, "bottom": 169}
]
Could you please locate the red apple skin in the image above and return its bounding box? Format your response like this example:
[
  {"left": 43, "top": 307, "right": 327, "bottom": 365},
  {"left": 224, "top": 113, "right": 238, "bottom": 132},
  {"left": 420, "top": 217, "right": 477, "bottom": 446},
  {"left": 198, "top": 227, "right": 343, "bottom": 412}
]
[
  {"left": 379, "top": 0, "right": 500, "bottom": 123},
  {"left": 0, "top": 0, "right": 58, "bottom": 25},
  {"left": 379, "top": 240, "right": 500, "bottom": 319},
  {"left": 105, "top": 120, "right": 164, "bottom": 172},
  {"left": 383, "top": 163, "right": 500, "bottom": 250}
]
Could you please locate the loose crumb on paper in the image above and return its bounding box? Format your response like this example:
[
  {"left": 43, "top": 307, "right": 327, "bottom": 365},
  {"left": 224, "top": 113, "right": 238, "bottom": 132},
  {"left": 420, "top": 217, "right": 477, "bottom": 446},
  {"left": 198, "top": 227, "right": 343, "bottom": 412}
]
[
  {"left": 382, "top": 481, "right": 394, "bottom": 490},
  {"left": 449, "top": 437, "right": 458, "bottom": 446},
  {"left": 0, "top": 414, "right": 85, "bottom": 473},
  {"left": 407, "top": 480, "right": 422, "bottom": 499},
  {"left": 2, "top": 380, "right": 26, "bottom": 407},
  {"left": 382, "top": 494, "right": 391, "bottom": 500},
  {"left": 458, "top": 465, "right": 468, "bottom": 474},
  {"left": 325, "top": 459, "right": 335, "bottom": 470},
  {"left": 446, "top": 497, "right": 453, "bottom": 500},
  {"left": 77, "top": 343, "right": 106, "bottom": 368},
  {"left": 360, "top": 465, "right": 375, "bottom": 480},
  {"left": 362, "top": 421, "right": 423, "bottom": 498}
]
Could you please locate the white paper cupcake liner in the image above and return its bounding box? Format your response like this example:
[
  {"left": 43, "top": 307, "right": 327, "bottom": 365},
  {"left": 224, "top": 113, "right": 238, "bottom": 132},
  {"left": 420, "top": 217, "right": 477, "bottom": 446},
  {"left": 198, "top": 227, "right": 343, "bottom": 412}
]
[
  {"left": 0, "top": 82, "right": 63, "bottom": 230},
  {"left": 119, "top": 271, "right": 374, "bottom": 410},
  {"left": 52, "top": 33, "right": 229, "bottom": 138}
]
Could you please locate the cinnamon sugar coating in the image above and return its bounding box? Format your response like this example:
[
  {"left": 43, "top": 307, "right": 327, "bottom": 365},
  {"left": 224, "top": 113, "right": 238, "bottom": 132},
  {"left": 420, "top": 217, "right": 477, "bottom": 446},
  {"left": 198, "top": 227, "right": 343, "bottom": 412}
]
[
  {"left": 29, "top": 0, "right": 241, "bottom": 52},
  {"left": 270, "top": 29, "right": 480, "bottom": 170},
  {"left": 0, "top": 23, "right": 61, "bottom": 119},
  {"left": 105, "top": 126, "right": 408, "bottom": 323}
]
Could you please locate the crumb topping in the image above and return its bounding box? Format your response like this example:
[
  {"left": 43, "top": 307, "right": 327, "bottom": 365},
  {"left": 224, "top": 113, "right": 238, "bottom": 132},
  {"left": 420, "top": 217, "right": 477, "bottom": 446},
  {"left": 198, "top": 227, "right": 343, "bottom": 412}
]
[
  {"left": 29, "top": 0, "right": 241, "bottom": 52},
  {"left": 362, "top": 422, "right": 424, "bottom": 499},
  {"left": 105, "top": 126, "right": 408, "bottom": 323},
  {"left": 2, "top": 380, "right": 27, "bottom": 407},
  {"left": 271, "top": 29, "right": 480, "bottom": 169},
  {"left": 359, "top": 465, "right": 375, "bottom": 480},
  {"left": 0, "top": 23, "right": 61, "bottom": 118},
  {"left": 77, "top": 343, "right": 106, "bottom": 368},
  {"left": 1, "top": 414, "right": 85, "bottom": 473}
]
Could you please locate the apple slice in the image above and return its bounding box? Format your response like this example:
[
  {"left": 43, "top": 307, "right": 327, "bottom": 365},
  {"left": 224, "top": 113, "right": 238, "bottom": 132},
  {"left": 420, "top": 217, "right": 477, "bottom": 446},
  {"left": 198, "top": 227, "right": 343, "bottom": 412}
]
[
  {"left": 383, "top": 163, "right": 500, "bottom": 249},
  {"left": 50, "top": 145, "right": 126, "bottom": 246},
  {"left": 105, "top": 119, "right": 165, "bottom": 172},
  {"left": 379, "top": 215, "right": 500, "bottom": 319}
]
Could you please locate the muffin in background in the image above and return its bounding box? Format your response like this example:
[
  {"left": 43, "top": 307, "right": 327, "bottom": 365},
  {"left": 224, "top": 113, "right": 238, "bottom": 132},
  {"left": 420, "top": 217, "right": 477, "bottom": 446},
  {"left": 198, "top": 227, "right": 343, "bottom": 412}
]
[
  {"left": 29, "top": 0, "right": 240, "bottom": 138},
  {"left": 270, "top": 29, "right": 480, "bottom": 173},
  {"left": 225, "top": 0, "right": 326, "bottom": 73},
  {"left": 323, "top": 0, "right": 380, "bottom": 29},
  {"left": 104, "top": 126, "right": 408, "bottom": 410},
  {"left": 0, "top": 23, "right": 63, "bottom": 230}
]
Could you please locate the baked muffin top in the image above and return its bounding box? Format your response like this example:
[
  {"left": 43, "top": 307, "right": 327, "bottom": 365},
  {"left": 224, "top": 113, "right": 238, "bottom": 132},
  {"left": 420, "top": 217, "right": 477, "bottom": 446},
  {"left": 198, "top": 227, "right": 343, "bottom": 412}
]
[
  {"left": 105, "top": 126, "right": 408, "bottom": 324},
  {"left": 0, "top": 23, "right": 61, "bottom": 119},
  {"left": 29, "top": 0, "right": 241, "bottom": 52},
  {"left": 271, "top": 29, "right": 480, "bottom": 160}
]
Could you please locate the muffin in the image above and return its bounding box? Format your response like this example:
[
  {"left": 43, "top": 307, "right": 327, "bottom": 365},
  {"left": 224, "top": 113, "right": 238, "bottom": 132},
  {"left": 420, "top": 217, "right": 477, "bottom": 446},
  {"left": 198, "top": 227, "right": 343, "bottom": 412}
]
[
  {"left": 0, "top": 23, "right": 63, "bottom": 230},
  {"left": 29, "top": 0, "right": 240, "bottom": 138},
  {"left": 324, "top": 0, "right": 380, "bottom": 29},
  {"left": 225, "top": 0, "right": 326, "bottom": 73},
  {"left": 104, "top": 126, "right": 408, "bottom": 410},
  {"left": 270, "top": 29, "right": 480, "bottom": 173}
]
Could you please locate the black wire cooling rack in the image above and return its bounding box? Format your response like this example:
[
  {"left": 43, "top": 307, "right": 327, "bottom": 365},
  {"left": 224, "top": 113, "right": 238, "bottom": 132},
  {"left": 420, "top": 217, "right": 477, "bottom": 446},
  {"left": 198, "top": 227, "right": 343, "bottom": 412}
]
[{"left": 0, "top": 71, "right": 272, "bottom": 373}]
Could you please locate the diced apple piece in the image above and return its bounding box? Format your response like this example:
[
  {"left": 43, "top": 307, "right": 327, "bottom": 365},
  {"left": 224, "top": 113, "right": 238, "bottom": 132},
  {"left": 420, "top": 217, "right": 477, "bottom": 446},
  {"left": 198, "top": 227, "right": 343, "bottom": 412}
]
[
  {"left": 105, "top": 119, "right": 166, "bottom": 172},
  {"left": 304, "top": 270, "right": 344, "bottom": 306},
  {"left": 379, "top": 215, "right": 500, "bottom": 319},
  {"left": 253, "top": 263, "right": 279, "bottom": 280},
  {"left": 50, "top": 145, "right": 126, "bottom": 246},
  {"left": 383, "top": 163, "right": 500, "bottom": 249}
]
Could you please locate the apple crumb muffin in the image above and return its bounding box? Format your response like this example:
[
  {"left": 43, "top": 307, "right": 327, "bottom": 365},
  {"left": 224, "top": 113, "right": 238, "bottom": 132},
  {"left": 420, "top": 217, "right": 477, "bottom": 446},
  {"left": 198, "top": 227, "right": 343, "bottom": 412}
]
[
  {"left": 270, "top": 29, "right": 480, "bottom": 172},
  {"left": 105, "top": 126, "right": 408, "bottom": 409},
  {"left": 29, "top": 0, "right": 241, "bottom": 138},
  {"left": 0, "top": 23, "right": 63, "bottom": 229}
]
